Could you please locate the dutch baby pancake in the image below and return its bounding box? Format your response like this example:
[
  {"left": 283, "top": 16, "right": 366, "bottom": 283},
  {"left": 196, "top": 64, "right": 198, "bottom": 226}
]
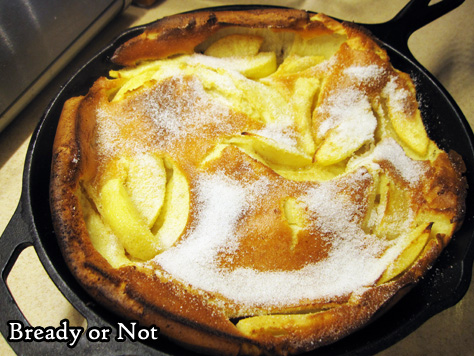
[{"left": 50, "top": 8, "right": 467, "bottom": 355}]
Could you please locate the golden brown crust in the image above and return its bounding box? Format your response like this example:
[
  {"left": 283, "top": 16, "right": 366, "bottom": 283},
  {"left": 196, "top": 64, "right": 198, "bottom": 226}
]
[
  {"left": 50, "top": 7, "right": 467, "bottom": 356},
  {"left": 111, "top": 9, "right": 340, "bottom": 66}
]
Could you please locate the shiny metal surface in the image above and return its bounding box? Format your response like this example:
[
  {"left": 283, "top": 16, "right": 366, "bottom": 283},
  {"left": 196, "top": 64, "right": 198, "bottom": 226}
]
[{"left": 0, "top": 0, "right": 128, "bottom": 133}]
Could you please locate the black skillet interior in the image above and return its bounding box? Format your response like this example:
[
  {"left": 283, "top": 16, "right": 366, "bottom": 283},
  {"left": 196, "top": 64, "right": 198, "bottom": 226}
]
[{"left": 1, "top": 1, "right": 473, "bottom": 355}]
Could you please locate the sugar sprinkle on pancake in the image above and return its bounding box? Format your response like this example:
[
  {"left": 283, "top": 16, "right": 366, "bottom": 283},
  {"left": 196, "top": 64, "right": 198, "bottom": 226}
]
[{"left": 50, "top": 8, "right": 467, "bottom": 355}]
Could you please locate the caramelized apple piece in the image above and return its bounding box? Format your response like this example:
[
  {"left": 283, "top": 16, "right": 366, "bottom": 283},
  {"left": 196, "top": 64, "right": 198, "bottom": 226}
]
[
  {"left": 152, "top": 159, "right": 190, "bottom": 249},
  {"left": 204, "top": 34, "right": 264, "bottom": 57},
  {"left": 378, "top": 223, "right": 432, "bottom": 283},
  {"left": 229, "top": 133, "right": 312, "bottom": 168},
  {"left": 125, "top": 154, "right": 167, "bottom": 228},
  {"left": 100, "top": 178, "right": 161, "bottom": 260}
]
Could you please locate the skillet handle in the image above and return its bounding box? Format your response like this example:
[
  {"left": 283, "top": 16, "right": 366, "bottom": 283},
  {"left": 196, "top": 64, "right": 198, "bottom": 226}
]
[
  {"left": 0, "top": 204, "right": 35, "bottom": 352},
  {"left": 0, "top": 204, "right": 34, "bottom": 322},
  {"left": 364, "top": 0, "right": 465, "bottom": 60}
]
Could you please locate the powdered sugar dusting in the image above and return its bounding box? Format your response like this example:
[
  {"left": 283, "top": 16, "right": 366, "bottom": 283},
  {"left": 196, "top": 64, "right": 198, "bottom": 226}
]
[
  {"left": 383, "top": 76, "right": 411, "bottom": 113},
  {"left": 94, "top": 75, "right": 234, "bottom": 159},
  {"left": 349, "top": 138, "right": 427, "bottom": 186},
  {"left": 316, "top": 64, "right": 386, "bottom": 144},
  {"left": 253, "top": 122, "right": 298, "bottom": 150},
  {"left": 344, "top": 64, "right": 385, "bottom": 83},
  {"left": 155, "top": 169, "right": 393, "bottom": 307},
  {"left": 95, "top": 105, "right": 157, "bottom": 159},
  {"left": 156, "top": 172, "right": 274, "bottom": 303},
  {"left": 95, "top": 107, "right": 123, "bottom": 157},
  {"left": 157, "top": 173, "right": 248, "bottom": 270},
  {"left": 135, "top": 76, "right": 232, "bottom": 139},
  {"left": 317, "top": 88, "right": 377, "bottom": 142}
]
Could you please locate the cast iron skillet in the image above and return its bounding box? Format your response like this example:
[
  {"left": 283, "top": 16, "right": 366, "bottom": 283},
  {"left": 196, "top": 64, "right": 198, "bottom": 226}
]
[{"left": 1, "top": 0, "right": 473, "bottom": 355}]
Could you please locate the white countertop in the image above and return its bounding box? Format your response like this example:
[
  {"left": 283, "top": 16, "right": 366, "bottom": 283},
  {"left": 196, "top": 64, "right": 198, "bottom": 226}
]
[{"left": 1, "top": 1, "right": 473, "bottom": 355}]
